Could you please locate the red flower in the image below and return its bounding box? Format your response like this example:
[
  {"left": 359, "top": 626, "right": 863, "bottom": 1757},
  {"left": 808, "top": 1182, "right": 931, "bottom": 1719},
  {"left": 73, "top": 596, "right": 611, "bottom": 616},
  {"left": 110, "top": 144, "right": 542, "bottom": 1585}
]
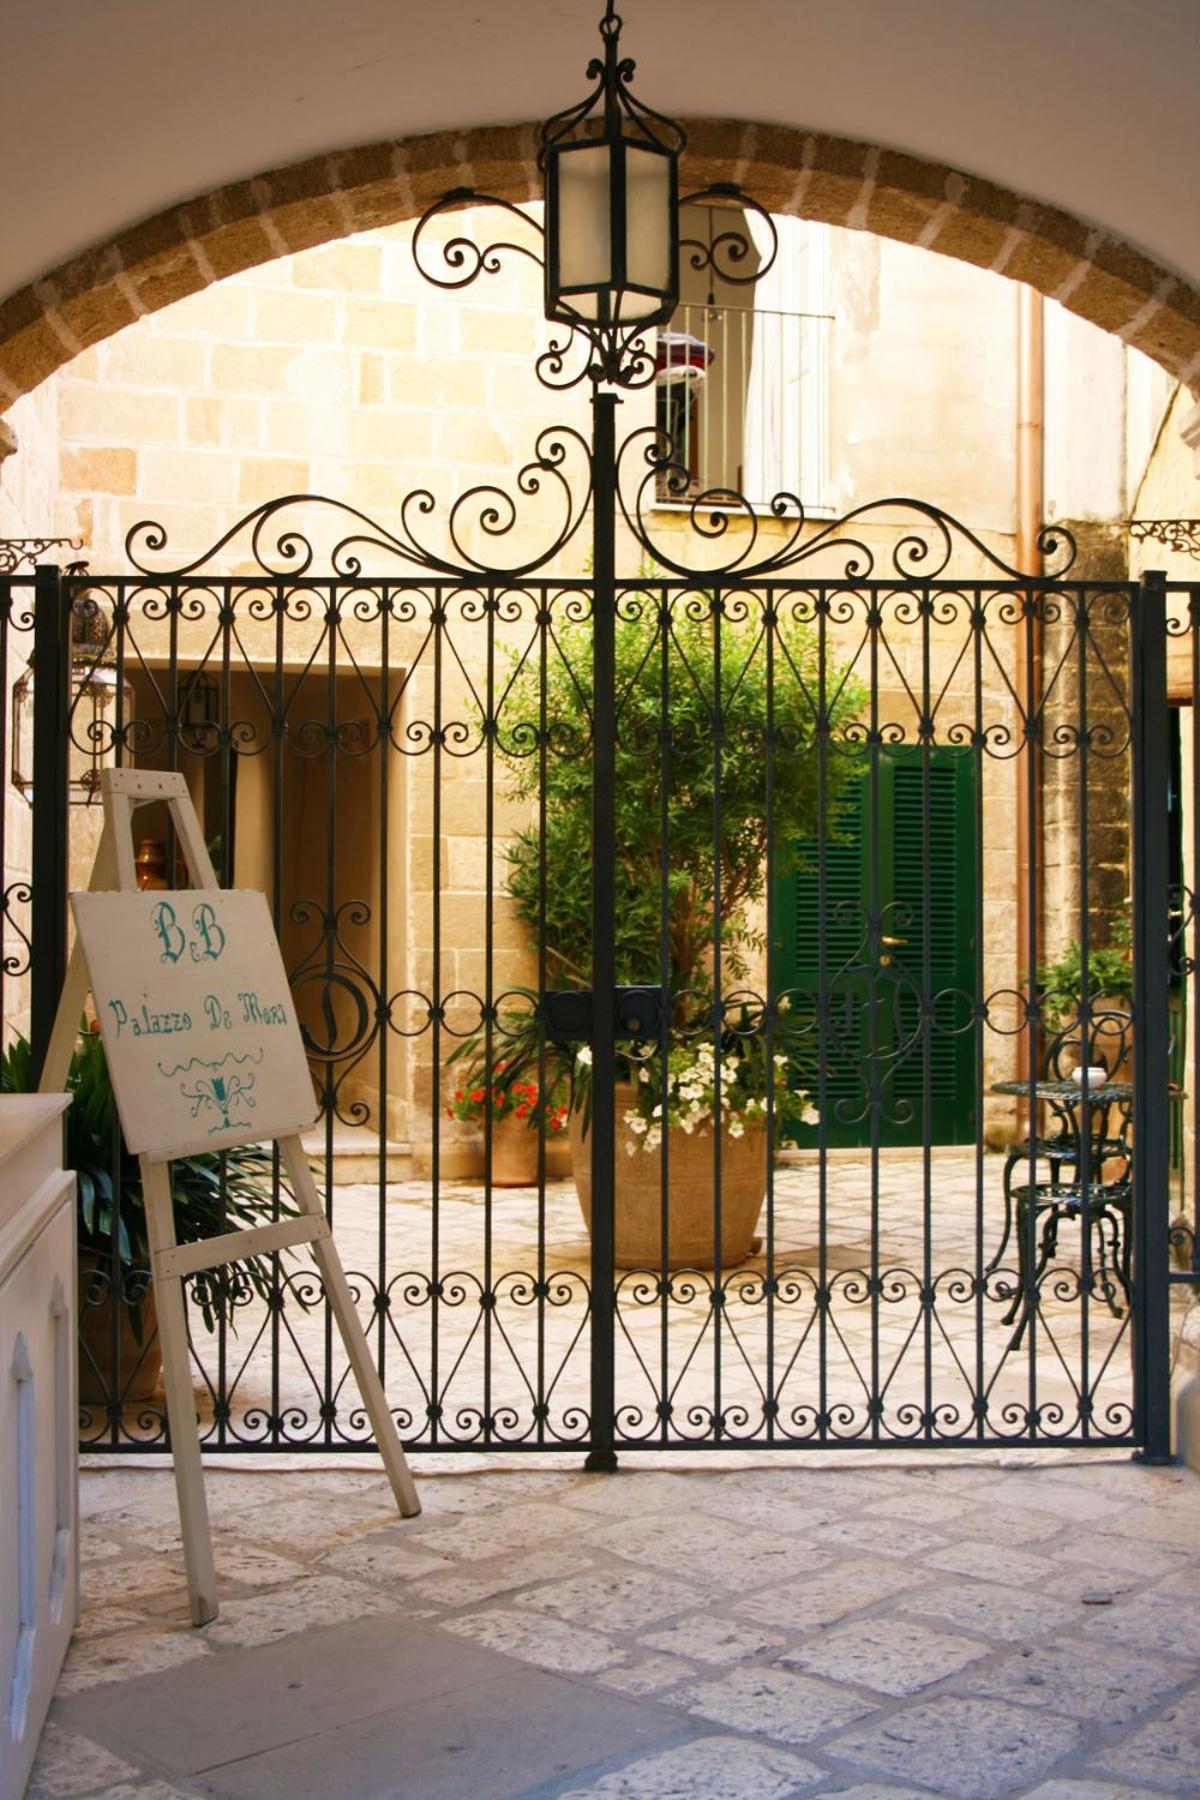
[
  {"left": 470, "top": 1089, "right": 484, "bottom": 1104},
  {"left": 454, "top": 1089, "right": 464, "bottom": 1101}
]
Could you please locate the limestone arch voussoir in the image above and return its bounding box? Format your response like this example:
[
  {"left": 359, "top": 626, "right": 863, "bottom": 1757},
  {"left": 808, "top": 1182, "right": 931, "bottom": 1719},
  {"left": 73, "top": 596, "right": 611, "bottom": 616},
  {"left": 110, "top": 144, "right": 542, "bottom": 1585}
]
[{"left": 2, "top": 116, "right": 1199, "bottom": 411}]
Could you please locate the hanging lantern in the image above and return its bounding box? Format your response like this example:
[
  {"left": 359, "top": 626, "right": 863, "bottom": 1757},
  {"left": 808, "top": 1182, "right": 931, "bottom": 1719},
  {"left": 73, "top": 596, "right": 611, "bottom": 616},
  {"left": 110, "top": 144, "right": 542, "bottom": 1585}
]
[
  {"left": 541, "top": 2, "right": 684, "bottom": 339},
  {"left": 10, "top": 592, "right": 132, "bottom": 805}
]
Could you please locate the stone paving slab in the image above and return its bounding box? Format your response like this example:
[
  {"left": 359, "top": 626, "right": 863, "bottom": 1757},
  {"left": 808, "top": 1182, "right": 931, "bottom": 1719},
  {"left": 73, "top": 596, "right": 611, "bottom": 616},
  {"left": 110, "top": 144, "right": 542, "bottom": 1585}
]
[
  {"left": 30, "top": 1456, "right": 1200, "bottom": 1798},
  {"left": 56, "top": 1613, "right": 522, "bottom": 1772},
  {"left": 823, "top": 1696, "right": 1083, "bottom": 1796},
  {"left": 558, "top": 1734, "right": 826, "bottom": 1797},
  {"left": 778, "top": 1618, "right": 989, "bottom": 1697},
  {"left": 200, "top": 1662, "right": 689, "bottom": 1799}
]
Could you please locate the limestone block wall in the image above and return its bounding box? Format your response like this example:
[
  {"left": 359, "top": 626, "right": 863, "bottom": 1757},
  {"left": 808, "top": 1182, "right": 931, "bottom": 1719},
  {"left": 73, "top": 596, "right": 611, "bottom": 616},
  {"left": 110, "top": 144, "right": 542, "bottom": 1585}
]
[
  {"left": 1129, "top": 386, "right": 1200, "bottom": 1218},
  {"left": 1039, "top": 520, "right": 1134, "bottom": 970},
  {"left": 50, "top": 212, "right": 589, "bottom": 576}
]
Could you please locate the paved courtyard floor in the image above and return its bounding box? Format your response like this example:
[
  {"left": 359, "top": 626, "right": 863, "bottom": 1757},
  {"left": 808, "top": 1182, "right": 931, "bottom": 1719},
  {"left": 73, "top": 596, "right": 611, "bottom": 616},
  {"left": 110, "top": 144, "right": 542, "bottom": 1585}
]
[
  {"left": 32, "top": 1452, "right": 1200, "bottom": 1797},
  {"left": 90, "top": 1149, "right": 1160, "bottom": 1454}
]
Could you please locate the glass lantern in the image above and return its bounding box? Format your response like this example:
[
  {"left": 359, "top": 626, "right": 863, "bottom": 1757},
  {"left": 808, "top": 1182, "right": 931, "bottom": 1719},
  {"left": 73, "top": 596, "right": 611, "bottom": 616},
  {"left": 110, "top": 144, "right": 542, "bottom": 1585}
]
[{"left": 10, "top": 593, "right": 133, "bottom": 805}]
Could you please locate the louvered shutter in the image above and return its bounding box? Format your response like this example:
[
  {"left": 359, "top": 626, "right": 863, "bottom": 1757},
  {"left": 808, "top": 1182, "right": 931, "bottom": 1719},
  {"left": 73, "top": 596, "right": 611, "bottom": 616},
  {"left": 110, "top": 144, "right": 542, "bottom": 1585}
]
[
  {"left": 775, "top": 747, "right": 976, "bottom": 1147},
  {"left": 778, "top": 774, "right": 871, "bottom": 1142},
  {"left": 889, "top": 759, "right": 976, "bottom": 1140}
]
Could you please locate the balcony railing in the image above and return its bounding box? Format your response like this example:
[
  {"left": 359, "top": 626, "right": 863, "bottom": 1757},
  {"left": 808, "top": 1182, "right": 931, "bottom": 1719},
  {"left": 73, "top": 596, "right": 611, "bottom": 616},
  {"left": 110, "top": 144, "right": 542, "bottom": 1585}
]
[{"left": 655, "top": 301, "right": 832, "bottom": 513}]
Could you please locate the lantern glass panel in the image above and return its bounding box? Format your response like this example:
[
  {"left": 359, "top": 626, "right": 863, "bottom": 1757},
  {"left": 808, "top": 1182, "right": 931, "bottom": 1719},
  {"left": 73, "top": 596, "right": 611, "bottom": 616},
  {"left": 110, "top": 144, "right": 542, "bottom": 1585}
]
[
  {"left": 9, "top": 654, "right": 132, "bottom": 804},
  {"left": 556, "top": 142, "right": 612, "bottom": 319},
  {"left": 10, "top": 664, "right": 33, "bottom": 800},
  {"left": 621, "top": 143, "right": 672, "bottom": 316}
]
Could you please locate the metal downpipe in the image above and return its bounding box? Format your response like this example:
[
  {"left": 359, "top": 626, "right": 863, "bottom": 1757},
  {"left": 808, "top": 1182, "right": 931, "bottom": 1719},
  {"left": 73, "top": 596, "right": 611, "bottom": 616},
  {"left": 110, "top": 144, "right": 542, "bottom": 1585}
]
[{"left": 1015, "top": 285, "right": 1045, "bottom": 1110}]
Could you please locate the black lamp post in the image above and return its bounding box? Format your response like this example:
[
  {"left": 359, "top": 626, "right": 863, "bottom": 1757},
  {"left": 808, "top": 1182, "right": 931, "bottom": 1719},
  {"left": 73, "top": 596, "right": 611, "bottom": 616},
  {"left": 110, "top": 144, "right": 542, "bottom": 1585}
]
[
  {"left": 411, "top": 2, "right": 776, "bottom": 1468},
  {"left": 541, "top": 2, "right": 687, "bottom": 1469}
]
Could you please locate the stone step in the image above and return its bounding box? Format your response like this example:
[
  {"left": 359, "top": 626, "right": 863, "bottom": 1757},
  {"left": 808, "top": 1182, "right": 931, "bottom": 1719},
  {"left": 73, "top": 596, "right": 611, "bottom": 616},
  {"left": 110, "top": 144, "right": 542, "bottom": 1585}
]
[{"left": 301, "top": 1129, "right": 413, "bottom": 1184}]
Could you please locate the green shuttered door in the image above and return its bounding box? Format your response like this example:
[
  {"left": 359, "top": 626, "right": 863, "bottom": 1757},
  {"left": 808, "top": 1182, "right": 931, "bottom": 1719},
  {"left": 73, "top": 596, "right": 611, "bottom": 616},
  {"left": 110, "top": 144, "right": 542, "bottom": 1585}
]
[{"left": 776, "top": 746, "right": 977, "bottom": 1147}]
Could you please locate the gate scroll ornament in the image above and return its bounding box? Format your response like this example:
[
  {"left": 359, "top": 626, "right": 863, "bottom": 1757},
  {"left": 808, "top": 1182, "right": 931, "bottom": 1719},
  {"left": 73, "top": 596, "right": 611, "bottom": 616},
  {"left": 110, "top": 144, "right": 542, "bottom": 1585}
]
[{"left": 9, "top": 0, "right": 1173, "bottom": 1463}]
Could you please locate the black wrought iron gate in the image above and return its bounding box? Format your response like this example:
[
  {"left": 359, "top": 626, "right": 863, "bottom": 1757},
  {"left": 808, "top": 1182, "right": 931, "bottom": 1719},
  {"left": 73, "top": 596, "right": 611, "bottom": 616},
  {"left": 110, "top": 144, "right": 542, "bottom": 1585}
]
[{"left": 0, "top": 489, "right": 1189, "bottom": 1462}]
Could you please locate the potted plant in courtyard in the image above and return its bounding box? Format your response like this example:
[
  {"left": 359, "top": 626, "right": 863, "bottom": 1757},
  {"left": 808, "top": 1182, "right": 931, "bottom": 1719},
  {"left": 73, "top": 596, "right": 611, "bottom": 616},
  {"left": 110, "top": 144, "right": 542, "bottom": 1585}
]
[
  {"left": 1035, "top": 911, "right": 1134, "bottom": 1050},
  {"left": 2, "top": 1028, "right": 282, "bottom": 1404},
  {"left": 567, "top": 1009, "right": 819, "bottom": 1265},
  {"left": 474, "top": 591, "right": 862, "bottom": 1266},
  {"left": 443, "top": 1058, "right": 569, "bottom": 1185}
]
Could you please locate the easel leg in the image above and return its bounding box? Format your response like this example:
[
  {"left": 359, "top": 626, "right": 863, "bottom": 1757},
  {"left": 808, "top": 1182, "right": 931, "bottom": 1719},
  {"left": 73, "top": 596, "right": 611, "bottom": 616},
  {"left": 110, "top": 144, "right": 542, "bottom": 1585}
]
[
  {"left": 280, "top": 1137, "right": 421, "bottom": 1517},
  {"left": 142, "top": 1158, "right": 219, "bottom": 1625}
]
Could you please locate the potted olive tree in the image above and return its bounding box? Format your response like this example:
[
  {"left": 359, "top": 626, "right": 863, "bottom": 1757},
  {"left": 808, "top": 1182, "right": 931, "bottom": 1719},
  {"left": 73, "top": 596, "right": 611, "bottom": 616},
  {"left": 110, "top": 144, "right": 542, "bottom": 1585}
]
[{"left": 465, "top": 592, "right": 862, "bottom": 1266}]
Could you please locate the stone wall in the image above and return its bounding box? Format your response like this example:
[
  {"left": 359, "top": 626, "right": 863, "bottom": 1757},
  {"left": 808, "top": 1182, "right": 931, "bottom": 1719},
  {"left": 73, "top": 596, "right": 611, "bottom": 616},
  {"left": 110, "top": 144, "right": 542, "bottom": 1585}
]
[
  {"left": 1040, "top": 520, "right": 1133, "bottom": 970},
  {"left": 1128, "top": 385, "right": 1200, "bottom": 1227}
]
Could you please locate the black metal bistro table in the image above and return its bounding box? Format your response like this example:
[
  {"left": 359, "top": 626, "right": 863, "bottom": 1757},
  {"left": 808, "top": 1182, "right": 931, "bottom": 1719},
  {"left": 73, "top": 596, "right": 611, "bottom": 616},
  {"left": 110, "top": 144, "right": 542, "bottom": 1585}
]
[{"left": 989, "top": 1077, "right": 1135, "bottom": 1344}]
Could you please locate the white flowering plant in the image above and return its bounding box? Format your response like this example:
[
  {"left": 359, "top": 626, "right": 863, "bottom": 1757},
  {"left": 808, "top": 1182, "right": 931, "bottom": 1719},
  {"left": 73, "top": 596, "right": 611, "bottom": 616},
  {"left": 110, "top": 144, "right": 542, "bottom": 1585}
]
[
  {"left": 573, "top": 997, "right": 818, "bottom": 1153},
  {"left": 618, "top": 1037, "right": 816, "bottom": 1156}
]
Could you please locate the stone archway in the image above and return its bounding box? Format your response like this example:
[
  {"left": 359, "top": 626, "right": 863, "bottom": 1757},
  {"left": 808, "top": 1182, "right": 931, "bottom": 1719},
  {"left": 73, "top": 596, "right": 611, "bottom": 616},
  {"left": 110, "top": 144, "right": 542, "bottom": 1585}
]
[{"left": 2, "top": 118, "right": 1199, "bottom": 411}]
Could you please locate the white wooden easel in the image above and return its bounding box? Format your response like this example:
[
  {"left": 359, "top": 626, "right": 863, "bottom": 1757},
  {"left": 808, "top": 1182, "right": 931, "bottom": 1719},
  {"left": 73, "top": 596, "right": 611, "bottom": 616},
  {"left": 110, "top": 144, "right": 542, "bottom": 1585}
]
[{"left": 40, "top": 768, "right": 420, "bottom": 1627}]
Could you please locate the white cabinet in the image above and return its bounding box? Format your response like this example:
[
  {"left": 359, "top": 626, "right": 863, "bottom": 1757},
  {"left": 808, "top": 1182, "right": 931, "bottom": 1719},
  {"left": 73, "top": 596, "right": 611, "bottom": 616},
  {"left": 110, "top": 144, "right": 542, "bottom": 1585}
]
[{"left": 0, "top": 1096, "right": 76, "bottom": 1800}]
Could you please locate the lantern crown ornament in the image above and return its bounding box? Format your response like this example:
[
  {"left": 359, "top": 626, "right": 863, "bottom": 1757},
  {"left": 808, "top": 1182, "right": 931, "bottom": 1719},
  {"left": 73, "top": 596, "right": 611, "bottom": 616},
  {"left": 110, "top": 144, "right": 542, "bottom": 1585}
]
[{"left": 539, "top": 2, "right": 684, "bottom": 345}]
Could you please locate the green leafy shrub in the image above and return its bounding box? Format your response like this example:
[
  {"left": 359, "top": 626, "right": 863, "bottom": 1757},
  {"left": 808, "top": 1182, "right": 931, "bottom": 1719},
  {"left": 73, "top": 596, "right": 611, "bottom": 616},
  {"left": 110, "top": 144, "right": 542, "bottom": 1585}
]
[
  {"left": 1036, "top": 912, "right": 1133, "bottom": 1034},
  {"left": 500, "top": 594, "right": 864, "bottom": 997},
  {"left": 447, "top": 593, "right": 863, "bottom": 1147}
]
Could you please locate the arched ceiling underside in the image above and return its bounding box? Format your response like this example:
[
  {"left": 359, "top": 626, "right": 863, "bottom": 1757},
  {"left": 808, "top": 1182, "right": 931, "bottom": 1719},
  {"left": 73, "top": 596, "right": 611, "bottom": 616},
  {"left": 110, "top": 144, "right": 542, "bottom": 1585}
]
[
  {"left": 2, "top": 116, "right": 1199, "bottom": 417},
  {"left": 7, "top": 0, "right": 1199, "bottom": 287},
  {"left": 5, "top": 0, "right": 1200, "bottom": 407}
]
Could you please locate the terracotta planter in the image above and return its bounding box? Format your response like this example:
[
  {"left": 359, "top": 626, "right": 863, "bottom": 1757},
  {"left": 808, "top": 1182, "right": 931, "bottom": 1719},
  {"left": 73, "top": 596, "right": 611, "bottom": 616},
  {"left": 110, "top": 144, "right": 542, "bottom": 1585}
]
[
  {"left": 484, "top": 1114, "right": 544, "bottom": 1187},
  {"left": 77, "top": 1252, "right": 162, "bottom": 1406},
  {"left": 570, "top": 1085, "right": 766, "bottom": 1269}
]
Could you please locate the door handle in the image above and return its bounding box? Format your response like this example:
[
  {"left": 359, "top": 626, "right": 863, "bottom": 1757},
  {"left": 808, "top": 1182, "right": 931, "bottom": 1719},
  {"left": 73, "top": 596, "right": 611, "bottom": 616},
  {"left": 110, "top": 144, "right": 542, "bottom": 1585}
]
[{"left": 880, "top": 934, "right": 908, "bottom": 946}]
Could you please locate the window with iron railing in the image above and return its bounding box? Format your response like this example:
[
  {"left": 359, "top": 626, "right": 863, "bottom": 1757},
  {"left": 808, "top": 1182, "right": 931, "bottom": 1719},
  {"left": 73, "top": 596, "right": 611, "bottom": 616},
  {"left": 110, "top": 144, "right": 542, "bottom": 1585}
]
[{"left": 655, "top": 213, "right": 832, "bottom": 514}]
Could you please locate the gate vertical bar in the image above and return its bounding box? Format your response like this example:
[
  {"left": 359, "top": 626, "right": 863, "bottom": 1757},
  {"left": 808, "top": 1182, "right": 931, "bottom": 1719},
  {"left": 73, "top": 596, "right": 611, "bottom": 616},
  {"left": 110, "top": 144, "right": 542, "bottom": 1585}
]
[
  {"left": 1131, "top": 567, "right": 1172, "bottom": 1461},
  {"left": 586, "top": 390, "right": 619, "bottom": 1472},
  {"left": 29, "top": 563, "right": 71, "bottom": 1083}
]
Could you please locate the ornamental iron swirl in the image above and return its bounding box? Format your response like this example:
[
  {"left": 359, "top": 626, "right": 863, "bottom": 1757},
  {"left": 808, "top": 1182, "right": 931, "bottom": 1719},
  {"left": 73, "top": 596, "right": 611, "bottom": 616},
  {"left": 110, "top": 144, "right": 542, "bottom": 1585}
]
[
  {"left": 617, "top": 428, "right": 1080, "bottom": 581},
  {"left": 124, "top": 437, "right": 593, "bottom": 580},
  {"left": 0, "top": 536, "right": 83, "bottom": 575},
  {"left": 410, "top": 182, "right": 777, "bottom": 392}
]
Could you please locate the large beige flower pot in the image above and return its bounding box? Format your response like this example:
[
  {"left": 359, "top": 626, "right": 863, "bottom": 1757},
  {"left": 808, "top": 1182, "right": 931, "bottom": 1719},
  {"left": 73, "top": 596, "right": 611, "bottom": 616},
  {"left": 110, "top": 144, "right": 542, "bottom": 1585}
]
[{"left": 570, "top": 1085, "right": 766, "bottom": 1269}]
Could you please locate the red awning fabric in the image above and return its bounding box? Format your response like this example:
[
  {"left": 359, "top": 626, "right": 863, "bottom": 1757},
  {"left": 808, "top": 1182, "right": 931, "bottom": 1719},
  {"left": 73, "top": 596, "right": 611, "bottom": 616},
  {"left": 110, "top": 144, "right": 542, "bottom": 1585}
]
[{"left": 655, "top": 331, "right": 715, "bottom": 384}]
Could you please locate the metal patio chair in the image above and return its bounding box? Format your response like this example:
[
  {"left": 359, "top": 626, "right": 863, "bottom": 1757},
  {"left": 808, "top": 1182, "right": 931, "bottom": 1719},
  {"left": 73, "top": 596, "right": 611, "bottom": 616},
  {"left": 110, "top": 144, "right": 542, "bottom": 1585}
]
[{"left": 988, "top": 1009, "right": 1133, "bottom": 1279}]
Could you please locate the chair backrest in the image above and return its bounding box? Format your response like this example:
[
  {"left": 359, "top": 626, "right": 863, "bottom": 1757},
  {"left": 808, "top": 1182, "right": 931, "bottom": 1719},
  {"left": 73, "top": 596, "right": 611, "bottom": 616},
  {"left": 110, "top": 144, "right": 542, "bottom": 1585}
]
[{"left": 1043, "top": 1008, "right": 1132, "bottom": 1081}]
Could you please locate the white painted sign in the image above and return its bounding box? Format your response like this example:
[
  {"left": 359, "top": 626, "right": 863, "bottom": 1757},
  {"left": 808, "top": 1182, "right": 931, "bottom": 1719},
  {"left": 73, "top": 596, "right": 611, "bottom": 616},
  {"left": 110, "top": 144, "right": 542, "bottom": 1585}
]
[{"left": 71, "top": 889, "right": 316, "bottom": 1160}]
